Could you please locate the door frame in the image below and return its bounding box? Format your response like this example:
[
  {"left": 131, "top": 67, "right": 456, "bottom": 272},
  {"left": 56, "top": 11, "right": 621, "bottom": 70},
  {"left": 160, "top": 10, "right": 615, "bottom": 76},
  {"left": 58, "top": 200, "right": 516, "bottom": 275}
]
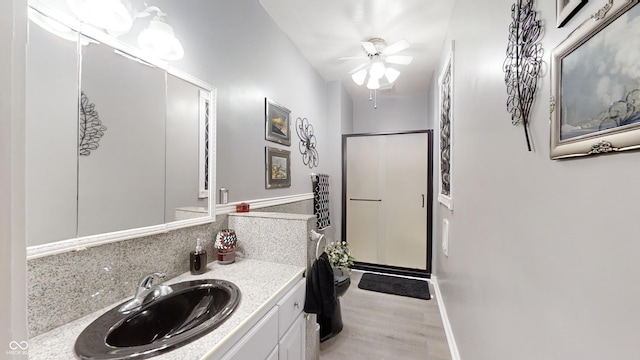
[{"left": 342, "top": 130, "right": 434, "bottom": 278}]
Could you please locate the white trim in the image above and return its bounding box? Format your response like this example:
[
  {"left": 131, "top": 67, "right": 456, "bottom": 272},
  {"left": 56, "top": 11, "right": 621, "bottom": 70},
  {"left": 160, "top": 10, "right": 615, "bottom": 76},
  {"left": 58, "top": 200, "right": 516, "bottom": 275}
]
[
  {"left": 216, "top": 193, "right": 314, "bottom": 215},
  {"left": 437, "top": 40, "right": 454, "bottom": 211},
  {"left": 431, "top": 275, "right": 461, "bottom": 360},
  {"left": 27, "top": 192, "right": 313, "bottom": 259},
  {"left": 27, "top": 217, "right": 215, "bottom": 260}
]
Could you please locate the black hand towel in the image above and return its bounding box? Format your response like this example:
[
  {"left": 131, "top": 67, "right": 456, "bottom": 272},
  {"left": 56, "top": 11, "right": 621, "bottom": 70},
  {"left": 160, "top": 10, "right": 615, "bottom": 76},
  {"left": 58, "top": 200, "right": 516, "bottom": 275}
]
[{"left": 303, "top": 252, "right": 337, "bottom": 317}]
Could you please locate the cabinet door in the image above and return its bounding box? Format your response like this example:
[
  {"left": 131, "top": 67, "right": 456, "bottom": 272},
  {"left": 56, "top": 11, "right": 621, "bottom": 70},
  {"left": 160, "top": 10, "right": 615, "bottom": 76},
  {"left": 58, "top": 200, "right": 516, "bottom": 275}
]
[
  {"left": 220, "top": 307, "right": 278, "bottom": 360},
  {"left": 276, "top": 279, "right": 305, "bottom": 338},
  {"left": 278, "top": 313, "right": 305, "bottom": 360}
]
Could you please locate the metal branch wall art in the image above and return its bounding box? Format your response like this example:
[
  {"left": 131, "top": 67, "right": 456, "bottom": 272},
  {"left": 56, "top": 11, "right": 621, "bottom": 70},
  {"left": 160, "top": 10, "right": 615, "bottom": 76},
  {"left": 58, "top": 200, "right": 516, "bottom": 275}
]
[
  {"left": 78, "top": 91, "right": 107, "bottom": 156},
  {"left": 504, "top": 0, "right": 543, "bottom": 151},
  {"left": 295, "top": 117, "right": 318, "bottom": 168}
]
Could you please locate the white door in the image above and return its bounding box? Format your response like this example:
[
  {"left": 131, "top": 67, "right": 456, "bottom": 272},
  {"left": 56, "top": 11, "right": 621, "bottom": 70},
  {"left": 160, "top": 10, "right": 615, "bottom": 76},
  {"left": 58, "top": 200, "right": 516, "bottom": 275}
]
[{"left": 346, "top": 132, "right": 429, "bottom": 270}]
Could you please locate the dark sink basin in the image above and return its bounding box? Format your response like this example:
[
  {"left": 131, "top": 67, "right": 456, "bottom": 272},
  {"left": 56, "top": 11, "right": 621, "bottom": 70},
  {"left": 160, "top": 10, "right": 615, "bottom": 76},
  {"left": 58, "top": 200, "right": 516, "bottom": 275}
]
[{"left": 75, "top": 279, "right": 240, "bottom": 359}]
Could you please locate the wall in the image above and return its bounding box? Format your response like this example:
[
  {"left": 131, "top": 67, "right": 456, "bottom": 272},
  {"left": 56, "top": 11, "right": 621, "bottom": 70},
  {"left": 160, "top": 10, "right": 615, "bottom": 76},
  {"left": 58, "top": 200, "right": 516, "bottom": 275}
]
[
  {"left": 152, "top": 0, "right": 330, "bottom": 203},
  {"left": 433, "top": 1, "right": 640, "bottom": 359},
  {"left": 353, "top": 92, "right": 429, "bottom": 133},
  {"left": 325, "top": 81, "right": 354, "bottom": 242},
  {"left": 1, "top": 0, "right": 29, "bottom": 356}
]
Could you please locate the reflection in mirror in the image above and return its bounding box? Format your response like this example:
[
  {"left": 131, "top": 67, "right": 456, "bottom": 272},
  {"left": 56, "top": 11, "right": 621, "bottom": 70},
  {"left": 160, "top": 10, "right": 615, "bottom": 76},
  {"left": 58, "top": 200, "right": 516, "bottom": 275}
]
[
  {"left": 26, "top": 10, "right": 79, "bottom": 246},
  {"left": 78, "top": 36, "right": 167, "bottom": 237},
  {"left": 166, "top": 74, "right": 210, "bottom": 221},
  {"left": 25, "top": 7, "right": 215, "bottom": 251}
]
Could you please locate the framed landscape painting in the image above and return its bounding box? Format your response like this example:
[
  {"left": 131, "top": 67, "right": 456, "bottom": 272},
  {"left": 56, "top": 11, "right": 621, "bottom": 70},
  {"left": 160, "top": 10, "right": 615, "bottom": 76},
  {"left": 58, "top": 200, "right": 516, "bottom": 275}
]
[
  {"left": 265, "top": 98, "right": 291, "bottom": 146},
  {"left": 265, "top": 146, "right": 291, "bottom": 188},
  {"left": 550, "top": 0, "right": 640, "bottom": 159}
]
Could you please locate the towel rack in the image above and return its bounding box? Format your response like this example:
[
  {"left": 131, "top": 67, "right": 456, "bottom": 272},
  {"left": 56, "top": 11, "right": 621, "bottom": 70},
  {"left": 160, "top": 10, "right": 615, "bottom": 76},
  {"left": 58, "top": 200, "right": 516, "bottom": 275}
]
[{"left": 309, "top": 229, "right": 327, "bottom": 259}]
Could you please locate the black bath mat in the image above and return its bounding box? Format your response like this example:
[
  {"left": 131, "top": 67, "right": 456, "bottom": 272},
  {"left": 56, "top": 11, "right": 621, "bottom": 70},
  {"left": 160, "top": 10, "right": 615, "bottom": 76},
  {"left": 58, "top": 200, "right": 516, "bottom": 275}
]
[{"left": 358, "top": 273, "right": 430, "bottom": 300}]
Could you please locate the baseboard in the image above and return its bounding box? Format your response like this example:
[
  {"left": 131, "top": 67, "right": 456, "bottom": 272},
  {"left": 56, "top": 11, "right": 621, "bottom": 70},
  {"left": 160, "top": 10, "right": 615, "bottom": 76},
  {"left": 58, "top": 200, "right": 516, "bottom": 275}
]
[
  {"left": 431, "top": 275, "right": 461, "bottom": 360},
  {"left": 352, "top": 262, "right": 430, "bottom": 279}
]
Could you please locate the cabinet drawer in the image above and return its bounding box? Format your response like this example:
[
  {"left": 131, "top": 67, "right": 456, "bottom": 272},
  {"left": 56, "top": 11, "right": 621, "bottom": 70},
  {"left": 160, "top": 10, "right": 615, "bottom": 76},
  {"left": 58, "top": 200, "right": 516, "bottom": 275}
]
[
  {"left": 220, "top": 307, "right": 278, "bottom": 360},
  {"left": 276, "top": 278, "right": 305, "bottom": 338}
]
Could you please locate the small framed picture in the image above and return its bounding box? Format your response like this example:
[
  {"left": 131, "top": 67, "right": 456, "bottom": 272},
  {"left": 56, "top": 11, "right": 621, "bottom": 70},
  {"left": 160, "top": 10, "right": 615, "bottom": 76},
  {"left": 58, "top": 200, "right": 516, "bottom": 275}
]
[
  {"left": 265, "top": 146, "right": 291, "bottom": 189},
  {"left": 557, "top": 0, "right": 588, "bottom": 27},
  {"left": 265, "top": 98, "right": 291, "bottom": 146}
]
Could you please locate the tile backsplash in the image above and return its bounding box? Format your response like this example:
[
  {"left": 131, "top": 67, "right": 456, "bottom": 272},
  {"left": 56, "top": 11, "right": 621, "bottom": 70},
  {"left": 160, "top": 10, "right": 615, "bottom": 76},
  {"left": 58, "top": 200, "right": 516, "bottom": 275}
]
[{"left": 28, "top": 199, "right": 313, "bottom": 337}]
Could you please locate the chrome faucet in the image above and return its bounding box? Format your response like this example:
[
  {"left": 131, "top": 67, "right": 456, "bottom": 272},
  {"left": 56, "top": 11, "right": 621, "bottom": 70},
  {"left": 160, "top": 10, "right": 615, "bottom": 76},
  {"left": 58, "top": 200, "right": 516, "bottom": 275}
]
[{"left": 118, "top": 272, "right": 173, "bottom": 313}]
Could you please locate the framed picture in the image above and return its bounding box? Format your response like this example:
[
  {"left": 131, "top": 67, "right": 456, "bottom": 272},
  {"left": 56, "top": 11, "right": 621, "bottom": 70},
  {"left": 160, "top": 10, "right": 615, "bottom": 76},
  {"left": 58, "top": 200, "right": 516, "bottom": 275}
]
[
  {"left": 550, "top": 0, "right": 640, "bottom": 159},
  {"left": 265, "top": 146, "right": 291, "bottom": 188},
  {"left": 438, "top": 41, "right": 454, "bottom": 210},
  {"left": 557, "top": 0, "right": 588, "bottom": 27},
  {"left": 265, "top": 98, "right": 291, "bottom": 146}
]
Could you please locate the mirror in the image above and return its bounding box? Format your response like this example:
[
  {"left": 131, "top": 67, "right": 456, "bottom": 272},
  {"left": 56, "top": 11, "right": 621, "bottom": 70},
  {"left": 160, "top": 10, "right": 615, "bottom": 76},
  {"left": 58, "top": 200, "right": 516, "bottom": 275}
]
[{"left": 26, "top": 7, "right": 215, "bottom": 250}]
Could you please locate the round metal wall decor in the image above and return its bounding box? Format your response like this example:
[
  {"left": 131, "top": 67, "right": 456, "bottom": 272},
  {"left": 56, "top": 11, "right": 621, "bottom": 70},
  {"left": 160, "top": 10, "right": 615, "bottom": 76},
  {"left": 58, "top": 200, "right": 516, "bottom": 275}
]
[{"left": 295, "top": 117, "right": 318, "bottom": 168}]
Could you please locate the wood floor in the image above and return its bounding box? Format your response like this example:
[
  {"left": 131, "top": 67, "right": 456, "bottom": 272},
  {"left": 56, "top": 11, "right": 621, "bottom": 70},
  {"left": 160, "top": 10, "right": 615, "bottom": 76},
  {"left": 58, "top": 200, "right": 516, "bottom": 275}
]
[{"left": 319, "top": 271, "right": 452, "bottom": 360}]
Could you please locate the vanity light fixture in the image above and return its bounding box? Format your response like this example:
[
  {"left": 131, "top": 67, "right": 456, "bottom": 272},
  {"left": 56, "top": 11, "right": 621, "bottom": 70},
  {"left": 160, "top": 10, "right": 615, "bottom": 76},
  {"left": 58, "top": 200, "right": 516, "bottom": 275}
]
[
  {"left": 137, "top": 7, "right": 185, "bottom": 61},
  {"left": 64, "top": 0, "right": 184, "bottom": 61},
  {"left": 66, "top": 0, "right": 133, "bottom": 33}
]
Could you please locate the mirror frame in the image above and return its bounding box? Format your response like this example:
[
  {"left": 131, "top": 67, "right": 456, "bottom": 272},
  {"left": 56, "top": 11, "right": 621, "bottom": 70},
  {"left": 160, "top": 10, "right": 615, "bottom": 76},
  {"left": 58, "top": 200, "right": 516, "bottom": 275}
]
[{"left": 26, "top": 3, "right": 216, "bottom": 259}]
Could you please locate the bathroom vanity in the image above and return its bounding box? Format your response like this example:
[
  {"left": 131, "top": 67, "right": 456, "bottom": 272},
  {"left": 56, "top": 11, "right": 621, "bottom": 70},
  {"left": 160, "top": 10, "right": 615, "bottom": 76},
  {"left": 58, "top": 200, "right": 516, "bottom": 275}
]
[{"left": 28, "top": 258, "right": 305, "bottom": 360}]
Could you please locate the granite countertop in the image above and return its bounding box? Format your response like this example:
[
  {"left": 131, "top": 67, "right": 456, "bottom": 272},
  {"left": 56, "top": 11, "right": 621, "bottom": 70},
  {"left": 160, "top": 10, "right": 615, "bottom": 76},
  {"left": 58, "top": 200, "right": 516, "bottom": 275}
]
[{"left": 28, "top": 258, "right": 305, "bottom": 360}]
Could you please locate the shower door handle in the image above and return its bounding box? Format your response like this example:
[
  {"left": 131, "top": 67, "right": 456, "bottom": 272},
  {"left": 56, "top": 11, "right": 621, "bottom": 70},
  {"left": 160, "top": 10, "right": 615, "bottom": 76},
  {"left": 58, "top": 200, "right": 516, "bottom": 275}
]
[
  {"left": 422, "top": 194, "right": 425, "bottom": 208},
  {"left": 349, "top": 198, "right": 382, "bottom": 202}
]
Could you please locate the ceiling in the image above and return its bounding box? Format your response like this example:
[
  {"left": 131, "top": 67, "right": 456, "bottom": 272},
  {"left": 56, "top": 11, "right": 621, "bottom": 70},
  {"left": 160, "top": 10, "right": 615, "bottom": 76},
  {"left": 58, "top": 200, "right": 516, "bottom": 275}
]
[{"left": 259, "top": 0, "right": 455, "bottom": 101}]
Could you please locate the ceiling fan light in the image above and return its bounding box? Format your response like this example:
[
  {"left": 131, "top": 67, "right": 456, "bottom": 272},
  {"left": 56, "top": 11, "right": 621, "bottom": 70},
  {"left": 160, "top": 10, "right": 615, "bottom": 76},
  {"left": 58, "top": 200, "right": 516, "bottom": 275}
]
[
  {"left": 369, "top": 60, "right": 386, "bottom": 80},
  {"left": 385, "top": 68, "right": 400, "bottom": 84},
  {"left": 138, "top": 16, "right": 184, "bottom": 60},
  {"left": 351, "top": 69, "right": 367, "bottom": 86},
  {"left": 67, "top": 0, "right": 133, "bottom": 32},
  {"left": 366, "top": 77, "right": 380, "bottom": 90}
]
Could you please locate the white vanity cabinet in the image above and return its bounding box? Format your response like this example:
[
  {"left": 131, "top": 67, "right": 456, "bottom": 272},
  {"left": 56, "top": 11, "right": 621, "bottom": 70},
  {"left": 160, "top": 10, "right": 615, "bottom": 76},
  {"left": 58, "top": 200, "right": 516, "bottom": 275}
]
[
  {"left": 277, "top": 279, "right": 306, "bottom": 360},
  {"left": 220, "top": 278, "right": 306, "bottom": 360}
]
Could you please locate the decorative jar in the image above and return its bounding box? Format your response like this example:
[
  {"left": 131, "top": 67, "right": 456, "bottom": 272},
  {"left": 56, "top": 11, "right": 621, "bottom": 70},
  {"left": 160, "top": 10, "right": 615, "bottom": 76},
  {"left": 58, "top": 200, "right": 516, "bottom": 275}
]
[{"left": 215, "top": 229, "right": 237, "bottom": 265}]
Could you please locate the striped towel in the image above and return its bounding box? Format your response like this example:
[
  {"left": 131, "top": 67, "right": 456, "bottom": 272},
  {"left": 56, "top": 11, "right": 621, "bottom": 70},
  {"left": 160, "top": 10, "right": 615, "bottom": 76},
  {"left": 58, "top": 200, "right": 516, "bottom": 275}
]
[{"left": 312, "top": 174, "right": 331, "bottom": 230}]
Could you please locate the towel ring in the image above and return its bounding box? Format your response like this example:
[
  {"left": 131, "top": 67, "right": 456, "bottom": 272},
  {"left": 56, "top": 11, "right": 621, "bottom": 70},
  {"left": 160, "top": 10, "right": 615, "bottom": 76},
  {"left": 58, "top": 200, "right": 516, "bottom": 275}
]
[{"left": 310, "top": 229, "right": 327, "bottom": 259}]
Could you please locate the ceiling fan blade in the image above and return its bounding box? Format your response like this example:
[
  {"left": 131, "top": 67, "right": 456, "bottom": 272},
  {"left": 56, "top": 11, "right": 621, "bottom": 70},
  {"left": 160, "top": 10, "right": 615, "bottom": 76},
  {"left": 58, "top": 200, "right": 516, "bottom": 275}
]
[
  {"left": 385, "top": 55, "right": 413, "bottom": 65},
  {"left": 349, "top": 62, "right": 369, "bottom": 74},
  {"left": 383, "top": 39, "right": 410, "bottom": 55},
  {"left": 361, "top": 41, "right": 377, "bottom": 55}
]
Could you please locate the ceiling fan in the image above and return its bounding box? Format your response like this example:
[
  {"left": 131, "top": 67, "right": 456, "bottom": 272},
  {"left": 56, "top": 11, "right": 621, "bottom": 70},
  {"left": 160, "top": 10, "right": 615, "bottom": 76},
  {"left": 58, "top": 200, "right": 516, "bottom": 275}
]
[{"left": 343, "top": 38, "right": 414, "bottom": 90}]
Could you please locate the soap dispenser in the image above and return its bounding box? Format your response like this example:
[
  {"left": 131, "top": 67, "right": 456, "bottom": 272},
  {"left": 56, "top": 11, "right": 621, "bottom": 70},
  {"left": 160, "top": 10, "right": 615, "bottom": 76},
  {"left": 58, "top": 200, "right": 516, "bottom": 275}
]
[{"left": 190, "top": 238, "right": 207, "bottom": 275}]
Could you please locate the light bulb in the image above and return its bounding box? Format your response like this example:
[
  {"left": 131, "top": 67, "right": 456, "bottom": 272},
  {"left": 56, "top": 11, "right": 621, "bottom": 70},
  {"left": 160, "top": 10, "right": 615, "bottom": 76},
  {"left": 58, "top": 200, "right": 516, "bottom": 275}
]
[
  {"left": 351, "top": 69, "right": 367, "bottom": 86},
  {"left": 366, "top": 77, "right": 380, "bottom": 90},
  {"left": 385, "top": 68, "right": 400, "bottom": 83},
  {"left": 369, "top": 60, "right": 386, "bottom": 80},
  {"left": 138, "top": 17, "right": 184, "bottom": 60}
]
